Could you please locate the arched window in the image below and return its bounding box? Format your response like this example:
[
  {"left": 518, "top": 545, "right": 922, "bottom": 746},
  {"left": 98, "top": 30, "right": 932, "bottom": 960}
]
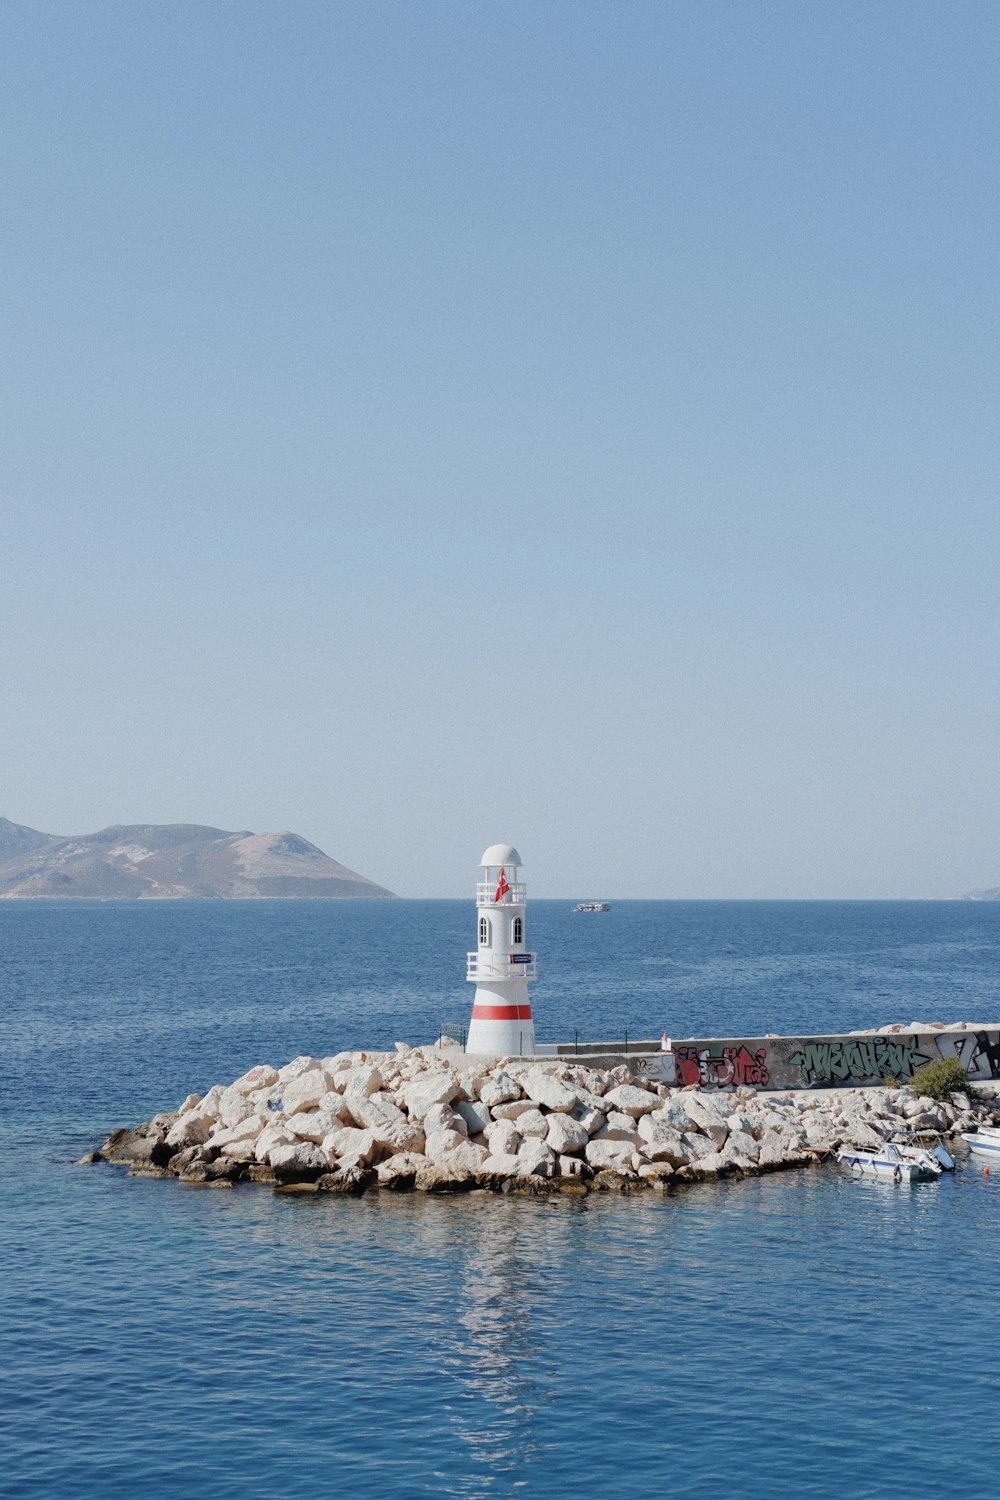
[
  {"left": 479, "top": 916, "right": 489, "bottom": 946},
  {"left": 513, "top": 916, "right": 523, "bottom": 945}
]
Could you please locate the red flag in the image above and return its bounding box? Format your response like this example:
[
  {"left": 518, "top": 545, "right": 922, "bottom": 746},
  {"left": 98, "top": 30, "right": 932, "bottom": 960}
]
[{"left": 494, "top": 866, "right": 510, "bottom": 903}]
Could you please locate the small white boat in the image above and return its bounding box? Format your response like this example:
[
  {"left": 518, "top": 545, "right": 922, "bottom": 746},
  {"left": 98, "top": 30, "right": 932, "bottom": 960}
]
[
  {"left": 837, "top": 1139, "right": 945, "bottom": 1182},
  {"left": 960, "top": 1125, "right": 1000, "bottom": 1161},
  {"left": 572, "top": 901, "right": 610, "bottom": 913},
  {"left": 892, "top": 1131, "right": 955, "bottom": 1172}
]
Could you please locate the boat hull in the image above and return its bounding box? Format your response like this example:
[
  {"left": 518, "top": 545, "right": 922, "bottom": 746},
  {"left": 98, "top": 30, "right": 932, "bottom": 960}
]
[
  {"left": 836, "top": 1144, "right": 942, "bottom": 1181},
  {"left": 961, "top": 1131, "right": 1000, "bottom": 1160}
]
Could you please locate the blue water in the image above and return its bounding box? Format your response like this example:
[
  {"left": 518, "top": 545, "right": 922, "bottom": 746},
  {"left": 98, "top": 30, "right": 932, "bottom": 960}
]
[{"left": 3, "top": 900, "right": 1000, "bottom": 1498}]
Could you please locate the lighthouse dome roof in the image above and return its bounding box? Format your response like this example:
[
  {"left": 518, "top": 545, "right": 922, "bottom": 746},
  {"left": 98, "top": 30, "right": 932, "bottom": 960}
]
[{"left": 479, "top": 842, "right": 522, "bottom": 868}]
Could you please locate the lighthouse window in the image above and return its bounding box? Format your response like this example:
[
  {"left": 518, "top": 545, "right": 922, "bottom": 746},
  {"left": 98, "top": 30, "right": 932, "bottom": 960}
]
[
  {"left": 513, "top": 917, "right": 523, "bottom": 945},
  {"left": 479, "top": 916, "right": 489, "bottom": 946}
]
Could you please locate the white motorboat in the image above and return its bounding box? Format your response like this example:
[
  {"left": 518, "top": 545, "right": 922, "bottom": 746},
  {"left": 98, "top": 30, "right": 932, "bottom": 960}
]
[
  {"left": 960, "top": 1125, "right": 1000, "bottom": 1162},
  {"left": 572, "top": 902, "right": 610, "bottom": 913},
  {"left": 837, "top": 1139, "right": 945, "bottom": 1182},
  {"left": 892, "top": 1131, "right": 955, "bottom": 1172}
]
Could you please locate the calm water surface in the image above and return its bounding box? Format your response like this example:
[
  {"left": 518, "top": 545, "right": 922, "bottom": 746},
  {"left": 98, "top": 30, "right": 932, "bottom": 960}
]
[{"left": 3, "top": 901, "right": 1000, "bottom": 1497}]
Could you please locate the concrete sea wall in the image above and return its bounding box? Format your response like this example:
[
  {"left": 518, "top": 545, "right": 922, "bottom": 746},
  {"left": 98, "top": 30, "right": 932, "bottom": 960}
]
[{"left": 552, "top": 1025, "right": 1000, "bottom": 1091}]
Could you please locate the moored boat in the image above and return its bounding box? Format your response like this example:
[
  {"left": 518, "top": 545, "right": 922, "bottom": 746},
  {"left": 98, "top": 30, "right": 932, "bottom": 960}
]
[
  {"left": 960, "top": 1125, "right": 1000, "bottom": 1161},
  {"left": 837, "top": 1138, "right": 945, "bottom": 1182},
  {"left": 892, "top": 1130, "right": 955, "bottom": 1171},
  {"left": 572, "top": 901, "right": 611, "bottom": 912}
]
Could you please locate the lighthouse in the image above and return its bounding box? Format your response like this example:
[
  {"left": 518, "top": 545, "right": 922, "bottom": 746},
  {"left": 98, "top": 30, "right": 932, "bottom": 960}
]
[{"left": 465, "top": 843, "right": 536, "bottom": 1056}]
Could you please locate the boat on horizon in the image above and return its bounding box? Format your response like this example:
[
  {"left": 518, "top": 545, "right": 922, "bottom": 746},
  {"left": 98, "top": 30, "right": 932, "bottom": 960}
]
[{"left": 572, "top": 901, "right": 611, "bottom": 913}]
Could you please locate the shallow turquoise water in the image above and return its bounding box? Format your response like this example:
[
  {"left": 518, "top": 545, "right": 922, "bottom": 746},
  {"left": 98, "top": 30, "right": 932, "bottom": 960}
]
[{"left": 3, "top": 901, "right": 1000, "bottom": 1497}]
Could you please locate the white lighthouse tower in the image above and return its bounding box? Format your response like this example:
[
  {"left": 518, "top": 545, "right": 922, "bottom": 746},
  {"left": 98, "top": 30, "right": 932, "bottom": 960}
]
[{"left": 465, "top": 843, "right": 536, "bottom": 1056}]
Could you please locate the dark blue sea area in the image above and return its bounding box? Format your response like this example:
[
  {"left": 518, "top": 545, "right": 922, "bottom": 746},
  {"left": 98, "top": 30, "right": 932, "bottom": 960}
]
[{"left": 3, "top": 899, "right": 1000, "bottom": 1498}]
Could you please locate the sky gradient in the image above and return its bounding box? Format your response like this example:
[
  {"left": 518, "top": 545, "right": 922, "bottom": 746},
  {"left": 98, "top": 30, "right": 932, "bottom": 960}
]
[{"left": 2, "top": 3, "right": 998, "bottom": 898}]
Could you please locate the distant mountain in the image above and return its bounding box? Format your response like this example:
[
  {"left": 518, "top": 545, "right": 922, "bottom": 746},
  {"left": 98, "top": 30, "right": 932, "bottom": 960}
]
[
  {"left": 0, "top": 819, "right": 396, "bottom": 900},
  {"left": 0, "top": 816, "right": 58, "bottom": 860},
  {"left": 959, "top": 887, "right": 1000, "bottom": 901}
]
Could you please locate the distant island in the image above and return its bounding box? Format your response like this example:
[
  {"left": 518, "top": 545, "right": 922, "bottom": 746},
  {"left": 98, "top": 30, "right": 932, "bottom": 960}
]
[
  {"left": 0, "top": 818, "right": 396, "bottom": 900},
  {"left": 960, "top": 888, "right": 1000, "bottom": 901}
]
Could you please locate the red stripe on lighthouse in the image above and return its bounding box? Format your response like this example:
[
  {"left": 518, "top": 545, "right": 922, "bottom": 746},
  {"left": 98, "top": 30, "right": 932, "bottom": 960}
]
[{"left": 470, "top": 1003, "right": 533, "bottom": 1020}]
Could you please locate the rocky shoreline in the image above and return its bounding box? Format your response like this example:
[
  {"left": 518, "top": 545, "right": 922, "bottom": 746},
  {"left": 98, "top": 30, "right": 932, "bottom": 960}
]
[{"left": 90, "top": 1045, "right": 1000, "bottom": 1195}]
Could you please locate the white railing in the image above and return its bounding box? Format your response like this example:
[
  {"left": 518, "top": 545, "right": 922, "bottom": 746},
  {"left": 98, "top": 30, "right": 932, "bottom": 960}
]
[
  {"left": 467, "top": 952, "right": 538, "bottom": 981},
  {"left": 475, "top": 881, "right": 526, "bottom": 906}
]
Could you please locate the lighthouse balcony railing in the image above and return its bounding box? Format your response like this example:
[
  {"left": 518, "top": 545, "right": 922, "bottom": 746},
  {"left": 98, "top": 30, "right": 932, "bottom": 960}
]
[
  {"left": 475, "top": 881, "right": 526, "bottom": 906},
  {"left": 466, "top": 952, "right": 538, "bottom": 981}
]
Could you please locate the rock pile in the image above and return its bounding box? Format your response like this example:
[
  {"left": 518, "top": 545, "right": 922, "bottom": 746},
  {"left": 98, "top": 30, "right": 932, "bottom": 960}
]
[{"left": 95, "top": 1046, "right": 1000, "bottom": 1195}]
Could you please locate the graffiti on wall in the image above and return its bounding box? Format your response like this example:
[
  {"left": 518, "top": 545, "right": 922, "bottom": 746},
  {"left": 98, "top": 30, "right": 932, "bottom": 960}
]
[
  {"left": 786, "top": 1037, "right": 932, "bottom": 1085},
  {"left": 649, "top": 1028, "right": 1000, "bottom": 1091},
  {"left": 674, "top": 1043, "right": 771, "bottom": 1089},
  {"left": 929, "top": 1029, "right": 1000, "bottom": 1079},
  {"left": 785, "top": 1030, "right": 1000, "bottom": 1086}
]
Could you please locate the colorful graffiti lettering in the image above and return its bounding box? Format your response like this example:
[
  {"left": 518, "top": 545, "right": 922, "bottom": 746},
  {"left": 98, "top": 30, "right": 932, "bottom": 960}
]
[
  {"left": 787, "top": 1038, "right": 932, "bottom": 1085},
  {"left": 673, "top": 1044, "right": 770, "bottom": 1089}
]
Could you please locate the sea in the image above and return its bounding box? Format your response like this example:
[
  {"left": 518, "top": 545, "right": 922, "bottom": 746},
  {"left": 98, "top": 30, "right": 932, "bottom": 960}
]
[{"left": 3, "top": 899, "right": 1000, "bottom": 1499}]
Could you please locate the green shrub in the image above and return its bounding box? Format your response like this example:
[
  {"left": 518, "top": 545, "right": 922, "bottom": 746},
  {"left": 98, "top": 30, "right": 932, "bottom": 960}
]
[{"left": 910, "top": 1055, "right": 967, "bottom": 1101}]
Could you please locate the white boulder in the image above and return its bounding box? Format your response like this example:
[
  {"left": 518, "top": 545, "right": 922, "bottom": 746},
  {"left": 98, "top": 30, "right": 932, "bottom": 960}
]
[
  {"left": 439, "top": 1140, "right": 489, "bottom": 1172},
  {"left": 571, "top": 1088, "right": 610, "bottom": 1116},
  {"left": 196, "top": 1084, "right": 225, "bottom": 1118},
  {"left": 321, "top": 1051, "right": 360, "bottom": 1074},
  {"left": 285, "top": 1107, "right": 349, "bottom": 1145},
  {"left": 424, "top": 1128, "right": 468, "bottom": 1162},
  {"left": 546, "top": 1114, "right": 589, "bottom": 1155},
  {"left": 637, "top": 1162, "right": 674, "bottom": 1182},
  {"left": 322, "top": 1126, "right": 381, "bottom": 1165},
  {"left": 217, "top": 1085, "right": 258, "bottom": 1130},
  {"left": 649, "top": 1103, "right": 694, "bottom": 1133},
  {"left": 722, "top": 1128, "right": 758, "bottom": 1163},
  {"left": 516, "top": 1109, "right": 549, "bottom": 1140},
  {"left": 347, "top": 1095, "right": 425, "bottom": 1153},
  {"left": 210, "top": 1114, "right": 266, "bottom": 1148},
  {"left": 585, "top": 1138, "right": 635, "bottom": 1171},
  {"left": 679, "top": 1091, "right": 727, "bottom": 1127},
  {"left": 478, "top": 1071, "right": 523, "bottom": 1107},
  {"left": 458, "top": 1070, "right": 486, "bottom": 1101},
  {"left": 603, "top": 1084, "right": 660, "bottom": 1117},
  {"left": 268, "top": 1140, "right": 328, "bottom": 1175},
  {"left": 345, "top": 1064, "right": 383, "bottom": 1099},
  {"left": 519, "top": 1068, "right": 579, "bottom": 1113},
  {"left": 574, "top": 1107, "right": 606, "bottom": 1136},
  {"left": 423, "top": 1102, "right": 467, "bottom": 1138},
  {"left": 680, "top": 1133, "right": 719, "bottom": 1161},
  {"left": 281, "top": 1069, "right": 335, "bottom": 1116},
  {"left": 376, "top": 1151, "right": 426, "bottom": 1185},
  {"left": 636, "top": 1117, "right": 689, "bottom": 1167},
  {"left": 453, "top": 1099, "right": 490, "bottom": 1135},
  {"left": 484, "top": 1118, "right": 522, "bottom": 1156},
  {"left": 254, "top": 1123, "right": 295, "bottom": 1162},
  {"left": 404, "top": 1074, "right": 459, "bottom": 1119},
  {"left": 596, "top": 1116, "right": 642, "bottom": 1144},
  {"left": 517, "top": 1139, "right": 556, "bottom": 1177},
  {"left": 479, "top": 1152, "right": 523, "bottom": 1178},
  {"left": 278, "top": 1056, "right": 320, "bottom": 1084},
  {"left": 490, "top": 1099, "right": 541, "bottom": 1122},
  {"left": 165, "top": 1113, "right": 214, "bottom": 1149},
  {"left": 232, "top": 1064, "right": 279, "bottom": 1094}
]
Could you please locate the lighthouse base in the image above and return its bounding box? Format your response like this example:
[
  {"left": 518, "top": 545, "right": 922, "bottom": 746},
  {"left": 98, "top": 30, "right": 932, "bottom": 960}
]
[
  {"left": 465, "top": 1014, "right": 536, "bottom": 1057},
  {"left": 466, "top": 980, "right": 535, "bottom": 1056}
]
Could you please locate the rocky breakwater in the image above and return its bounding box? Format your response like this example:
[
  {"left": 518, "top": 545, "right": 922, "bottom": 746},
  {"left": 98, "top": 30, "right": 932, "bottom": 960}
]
[{"left": 93, "top": 1048, "right": 1000, "bottom": 1195}]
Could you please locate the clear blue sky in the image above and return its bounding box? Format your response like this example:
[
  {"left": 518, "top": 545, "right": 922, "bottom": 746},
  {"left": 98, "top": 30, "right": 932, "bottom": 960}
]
[{"left": 2, "top": 2, "right": 997, "bottom": 898}]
